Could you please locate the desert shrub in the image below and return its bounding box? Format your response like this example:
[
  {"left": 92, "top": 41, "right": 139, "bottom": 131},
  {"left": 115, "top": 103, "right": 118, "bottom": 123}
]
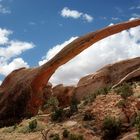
[
  {"left": 49, "top": 133, "right": 60, "bottom": 140},
  {"left": 83, "top": 93, "right": 96, "bottom": 105},
  {"left": 102, "top": 116, "right": 121, "bottom": 140},
  {"left": 116, "top": 99, "right": 126, "bottom": 108},
  {"left": 70, "top": 93, "right": 78, "bottom": 114},
  {"left": 69, "top": 133, "right": 84, "bottom": 140},
  {"left": 135, "top": 113, "right": 140, "bottom": 139},
  {"left": 63, "top": 129, "right": 70, "bottom": 138},
  {"left": 83, "top": 86, "right": 111, "bottom": 105},
  {"left": 115, "top": 83, "right": 133, "bottom": 99},
  {"left": 51, "top": 107, "right": 64, "bottom": 122},
  {"left": 95, "top": 86, "right": 111, "bottom": 96},
  {"left": 83, "top": 112, "right": 94, "bottom": 121},
  {"left": 28, "top": 119, "right": 37, "bottom": 131},
  {"left": 43, "top": 96, "right": 59, "bottom": 111}
]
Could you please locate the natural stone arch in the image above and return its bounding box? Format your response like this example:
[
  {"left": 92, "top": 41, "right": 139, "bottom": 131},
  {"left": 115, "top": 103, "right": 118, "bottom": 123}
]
[{"left": 0, "top": 19, "right": 140, "bottom": 127}]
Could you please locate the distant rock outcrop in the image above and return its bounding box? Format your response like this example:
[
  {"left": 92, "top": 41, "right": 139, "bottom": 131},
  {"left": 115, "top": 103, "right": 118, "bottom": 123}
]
[
  {"left": 52, "top": 84, "right": 75, "bottom": 107},
  {"left": 0, "top": 19, "right": 140, "bottom": 127},
  {"left": 75, "top": 57, "right": 140, "bottom": 101}
]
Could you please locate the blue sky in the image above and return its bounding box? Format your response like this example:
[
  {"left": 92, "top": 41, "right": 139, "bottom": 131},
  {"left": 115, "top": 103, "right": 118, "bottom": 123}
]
[{"left": 0, "top": 0, "right": 140, "bottom": 85}]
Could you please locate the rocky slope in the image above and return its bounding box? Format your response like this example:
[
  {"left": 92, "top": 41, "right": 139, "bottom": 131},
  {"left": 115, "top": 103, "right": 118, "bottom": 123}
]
[{"left": 0, "top": 81, "right": 139, "bottom": 140}]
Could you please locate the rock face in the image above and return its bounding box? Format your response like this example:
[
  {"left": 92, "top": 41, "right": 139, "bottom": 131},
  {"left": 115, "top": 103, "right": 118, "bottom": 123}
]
[
  {"left": 52, "top": 84, "right": 75, "bottom": 107},
  {"left": 75, "top": 57, "right": 140, "bottom": 101},
  {"left": 0, "top": 19, "right": 140, "bottom": 127}
]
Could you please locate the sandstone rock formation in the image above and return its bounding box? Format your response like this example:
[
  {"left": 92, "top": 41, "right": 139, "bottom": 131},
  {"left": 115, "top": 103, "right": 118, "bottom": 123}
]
[
  {"left": 52, "top": 84, "right": 75, "bottom": 107},
  {"left": 75, "top": 57, "right": 140, "bottom": 101},
  {"left": 0, "top": 19, "right": 140, "bottom": 127}
]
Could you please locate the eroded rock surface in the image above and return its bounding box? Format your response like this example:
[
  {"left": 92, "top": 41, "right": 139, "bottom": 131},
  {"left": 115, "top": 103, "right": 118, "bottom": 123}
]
[{"left": 75, "top": 57, "right": 140, "bottom": 101}]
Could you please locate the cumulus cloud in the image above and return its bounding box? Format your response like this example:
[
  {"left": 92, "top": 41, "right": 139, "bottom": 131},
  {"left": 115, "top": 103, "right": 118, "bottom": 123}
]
[
  {"left": 0, "top": 58, "right": 29, "bottom": 76},
  {"left": 39, "top": 25, "right": 140, "bottom": 85},
  {"left": 61, "top": 7, "right": 93, "bottom": 22},
  {"left": 0, "top": 28, "right": 34, "bottom": 79},
  {"left": 82, "top": 14, "right": 93, "bottom": 22},
  {"left": 0, "top": 40, "right": 34, "bottom": 60},
  {"left": 0, "top": 28, "right": 12, "bottom": 45}
]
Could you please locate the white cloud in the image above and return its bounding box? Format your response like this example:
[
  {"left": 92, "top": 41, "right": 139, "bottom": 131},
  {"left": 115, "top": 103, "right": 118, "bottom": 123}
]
[
  {"left": 82, "top": 14, "right": 93, "bottom": 22},
  {"left": 61, "top": 7, "right": 82, "bottom": 19},
  {"left": 39, "top": 25, "right": 140, "bottom": 86},
  {"left": 0, "top": 58, "right": 29, "bottom": 76},
  {"left": 0, "top": 4, "right": 11, "bottom": 14},
  {"left": 0, "top": 28, "right": 12, "bottom": 45},
  {"left": 0, "top": 40, "right": 34, "bottom": 60},
  {"left": 0, "top": 80, "right": 2, "bottom": 85},
  {"left": 0, "top": 28, "right": 35, "bottom": 78},
  {"left": 61, "top": 7, "right": 93, "bottom": 22},
  {"left": 39, "top": 37, "right": 78, "bottom": 66}
]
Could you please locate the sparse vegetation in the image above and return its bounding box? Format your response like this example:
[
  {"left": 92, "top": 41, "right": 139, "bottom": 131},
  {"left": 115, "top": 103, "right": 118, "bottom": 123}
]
[
  {"left": 135, "top": 113, "right": 140, "bottom": 140},
  {"left": 43, "top": 96, "right": 59, "bottom": 111},
  {"left": 83, "top": 112, "right": 94, "bottom": 121},
  {"left": 83, "top": 92, "right": 96, "bottom": 105},
  {"left": 28, "top": 119, "right": 37, "bottom": 131},
  {"left": 63, "top": 129, "right": 70, "bottom": 138},
  {"left": 116, "top": 99, "right": 126, "bottom": 108},
  {"left": 69, "top": 133, "right": 84, "bottom": 140},
  {"left": 102, "top": 116, "right": 121, "bottom": 140},
  {"left": 83, "top": 86, "right": 111, "bottom": 105},
  {"left": 51, "top": 107, "right": 65, "bottom": 122},
  {"left": 95, "top": 86, "right": 111, "bottom": 95},
  {"left": 70, "top": 93, "right": 78, "bottom": 114},
  {"left": 115, "top": 83, "right": 133, "bottom": 99},
  {"left": 49, "top": 133, "right": 60, "bottom": 140}
]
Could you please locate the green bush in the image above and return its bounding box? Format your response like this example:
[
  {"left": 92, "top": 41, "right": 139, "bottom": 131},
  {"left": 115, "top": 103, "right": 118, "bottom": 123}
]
[
  {"left": 70, "top": 93, "right": 78, "bottom": 114},
  {"left": 95, "top": 86, "right": 111, "bottom": 95},
  {"left": 43, "top": 96, "right": 59, "bottom": 111},
  {"left": 83, "top": 112, "right": 94, "bottom": 121},
  {"left": 63, "top": 129, "right": 70, "bottom": 138},
  {"left": 102, "top": 116, "right": 121, "bottom": 140},
  {"left": 49, "top": 133, "right": 60, "bottom": 140},
  {"left": 83, "top": 93, "right": 96, "bottom": 105},
  {"left": 69, "top": 133, "right": 84, "bottom": 140},
  {"left": 115, "top": 83, "right": 133, "bottom": 99},
  {"left": 83, "top": 86, "right": 111, "bottom": 105},
  {"left": 51, "top": 107, "right": 64, "bottom": 122},
  {"left": 28, "top": 119, "right": 37, "bottom": 131},
  {"left": 116, "top": 99, "right": 126, "bottom": 108},
  {"left": 135, "top": 113, "right": 140, "bottom": 139}
]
